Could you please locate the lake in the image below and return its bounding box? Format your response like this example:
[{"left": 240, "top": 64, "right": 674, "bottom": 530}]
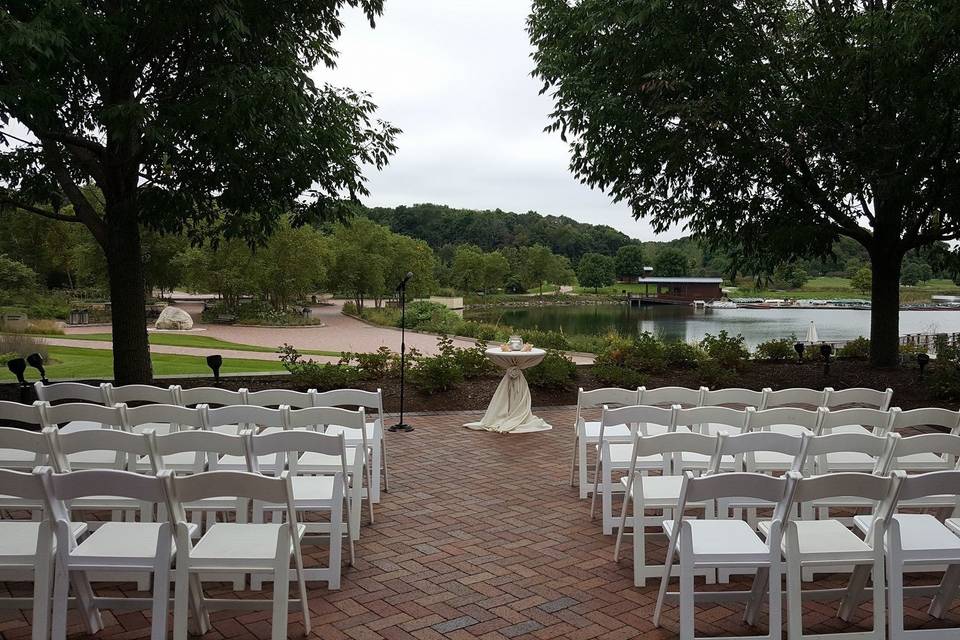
[{"left": 464, "top": 304, "right": 960, "bottom": 348}]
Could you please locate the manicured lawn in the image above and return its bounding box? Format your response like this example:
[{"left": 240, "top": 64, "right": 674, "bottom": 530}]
[
  {"left": 37, "top": 332, "right": 339, "bottom": 357},
  {"left": 0, "top": 345, "right": 286, "bottom": 382}
]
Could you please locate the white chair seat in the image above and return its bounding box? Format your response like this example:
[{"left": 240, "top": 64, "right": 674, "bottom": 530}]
[
  {"left": 759, "top": 519, "right": 872, "bottom": 557},
  {"left": 59, "top": 421, "right": 104, "bottom": 434},
  {"left": 325, "top": 421, "right": 379, "bottom": 442},
  {"left": 894, "top": 452, "right": 950, "bottom": 471},
  {"left": 825, "top": 425, "right": 872, "bottom": 436},
  {"left": 0, "top": 448, "right": 40, "bottom": 468},
  {"left": 701, "top": 423, "right": 743, "bottom": 437},
  {"left": 606, "top": 443, "right": 663, "bottom": 468},
  {"left": 768, "top": 424, "right": 812, "bottom": 436},
  {"left": 582, "top": 421, "right": 631, "bottom": 441},
  {"left": 189, "top": 522, "right": 306, "bottom": 566},
  {"left": 752, "top": 450, "right": 796, "bottom": 469},
  {"left": 290, "top": 475, "right": 338, "bottom": 502},
  {"left": 855, "top": 513, "right": 960, "bottom": 559},
  {"left": 0, "top": 521, "right": 86, "bottom": 557},
  {"left": 128, "top": 422, "right": 174, "bottom": 436},
  {"left": 298, "top": 448, "right": 360, "bottom": 468},
  {"left": 821, "top": 450, "right": 877, "bottom": 471},
  {"left": 663, "top": 519, "right": 769, "bottom": 560},
  {"left": 679, "top": 451, "right": 736, "bottom": 469},
  {"left": 136, "top": 451, "right": 203, "bottom": 471},
  {"left": 71, "top": 522, "right": 173, "bottom": 563},
  {"left": 65, "top": 449, "right": 122, "bottom": 467},
  {"left": 622, "top": 475, "right": 684, "bottom": 505}
]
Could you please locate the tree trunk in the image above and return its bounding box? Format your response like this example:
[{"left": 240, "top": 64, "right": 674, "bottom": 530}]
[
  {"left": 105, "top": 195, "right": 153, "bottom": 384},
  {"left": 869, "top": 250, "right": 902, "bottom": 368}
]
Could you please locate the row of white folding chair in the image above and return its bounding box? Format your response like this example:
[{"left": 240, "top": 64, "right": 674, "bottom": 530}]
[
  {"left": 34, "top": 382, "right": 390, "bottom": 502},
  {"left": 651, "top": 469, "right": 960, "bottom": 640},
  {"left": 0, "top": 466, "right": 313, "bottom": 640},
  {"left": 570, "top": 386, "right": 894, "bottom": 497}
]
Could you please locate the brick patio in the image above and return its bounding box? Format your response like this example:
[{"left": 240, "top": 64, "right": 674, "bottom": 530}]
[{"left": 2, "top": 405, "right": 960, "bottom": 639}]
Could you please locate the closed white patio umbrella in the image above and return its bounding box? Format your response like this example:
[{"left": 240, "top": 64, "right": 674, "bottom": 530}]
[{"left": 805, "top": 320, "right": 819, "bottom": 344}]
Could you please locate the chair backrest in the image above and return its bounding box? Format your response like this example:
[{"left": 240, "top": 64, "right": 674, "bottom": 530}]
[
  {"left": 39, "top": 402, "right": 125, "bottom": 429},
  {"left": 0, "top": 400, "right": 45, "bottom": 429},
  {"left": 576, "top": 387, "right": 642, "bottom": 410},
  {"left": 628, "top": 431, "right": 720, "bottom": 476},
  {"left": 674, "top": 406, "right": 748, "bottom": 434},
  {"left": 891, "top": 407, "right": 960, "bottom": 434},
  {"left": 786, "top": 470, "right": 894, "bottom": 539},
  {"left": 639, "top": 386, "right": 704, "bottom": 407},
  {"left": 804, "top": 432, "right": 896, "bottom": 475},
  {"left": 205, "top": 405, "right": 287, "bottom": 430},
  {"left": 287, "top": 406, "right": 366, "bottom": 431},
  {"left": 712, "top": 429, "right": 810, "bottom": 474},
  {"left": 34, "top": 382, "right": 108, "bottom": 404},
  {"left": 888, "top": 433, "right": 960, "bottom": 468},
  {"left": 701, "top": 387, "right": 765, "bottom": 409},
  {"left": 245, "top": 389, "right": 315, "bottom": 409},
  {"left": 46, "top": 427, "right": 149, "bottom": 472},
  {"left": 145, "top": 429, "right": 248, "bottom": 473},
  {"left": 245, "top": 429, "right": 347, "bottom": 476},
  {"left": 761, "top": 387, "right": 829, "bottom": 409},
  {"left": 888, "top": 469, "right": 960, "bottom": 505},
  {"left": 601, "top": 404, "right": 675, "bottom": 440},
  {"left": 176, "top": 386, "right": 248, "bottom": 407},
  {"left": 680, "top": 470, "right": 794, "bottom": 521},
  {"left": 162, "top": 470, "right": 297, "bottom": 529},
  {"left": 38, "top": 466, "right": 166, "bottom": 504},
  {"left": 311, "top": 388, "right": 384, "bottom": 415},
  {"left": 748, "top": 407, "right": 822, "bottom": 433},
  {"left": 0, "top": 468, "right": 47, "bottom": 502},
  {"left": 0, "top": 424, "right": 50, "bottom": 469},
  {"left": 819, "top": 407, "right": 894, "bottom": 436},
  {"left": 104, "top": 383, "right": 180, "bottom": 406},
  {"left": 825, "top": 387, "right": 893, "bottom": 411},
  {"left": 123, "top": 404, "right": 206, "bottom": 432}
]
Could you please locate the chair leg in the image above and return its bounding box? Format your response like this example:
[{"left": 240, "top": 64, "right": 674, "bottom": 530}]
[
  {"left": 838, "top": 565, "right": 872, "bottom": 621},
  {"left": 786, "top": 556, "right": 803, "bottom": 640},
  {"left": 570, "top": 435, "right": 579, "bottom": 487},
  {"left": 887, "top": 550, "right": 905, "bottom": 640},
  {"left": 634, "top": 498, "right": 646, "bottom": 588},
  {"left": 370, "top": 439, "right": 382, "bottom": 503},
  {"left": 150, "top": 563, "right": 171, "bottom": 640},
  {"left": 872, "top": 554, "right": 886, "bottom": 640},
  {"left": 51, "top": 561, "right": 69, "bottom": 640},
  {"left": 577, "top": 436, "right": 589, "bottom": 498},
  {"left": 31, "top": 553, "right": 53, "bottom": 640},
  {"left": 769, "top": 561, "right": 783, "bottom": 640},
  {"left": 329, "top": 500, "right": 343, "bottom": 589},
  {"left": 364, "top": 450, "right": 375, "bottom": 524},
  {"left": 173, "top": 552, "right": 190, "bottom": 640},
  {"left": 745, "top": 566, "right": 770, "bottom": 627},
  {"left": 928, "top": 563, "right": 960, "bottom": 619},
  {"left": 271, "top": 560, "right": 290, "bottom": 640},
  {"left": 380, "top": 435, "right": 390, "bottom": 493},
  {"left": 679, "top": 538, "right": 695, "bottom": 640}
]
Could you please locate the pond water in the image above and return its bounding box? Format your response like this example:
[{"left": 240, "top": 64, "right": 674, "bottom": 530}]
[{"left": 464, "top": 304, "right": 960, "bottom": 348}]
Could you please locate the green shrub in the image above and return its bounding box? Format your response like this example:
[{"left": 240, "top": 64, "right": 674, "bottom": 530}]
[
  {"left": 755, "top": 338, "right": 797, "bottom": 362},
  {"left": 0, "top": 351, "right": 19, "bottom": 365},
  {"left": 928, "top": 361, "right": 960, "bottom": 401},
  {"left": 525, "top": 349, "right": 577, "bottom": 388},
  {"left": 409, "top": 336, "right": 463, "bottom": 392},
  {"left": 278, "top": 344, "right": 362, "bottom": 389},
  {"left": 339, "top": 346, "right": 393, "bottom": 380},
  {"left": 696, "top": 360, "right": 735, "bottom": 387},
  {"left": 700, "top": 331, "right": 749, "bottom": 369},
  {"left": 935, "top": 335, "right": 960, "bottom": 362},
  {"left": 341, "top": 301, "right": 359, "bottom": 316},
  {"left": 0, "top": 333, "right": 49, "bottom": 360},
  {"left": 592, "top": 363, "right": 648, "bottom": 388},
  {"left": 453, "top": 341, "right": 496, "bottom": 378},
  {"left": 663, "top": 341, "right": 705, "bottom": 369},
  {"left": 520, "top": 329, "right": 569, "bottom": 351},
  {"left": 835, "top": 336, "right": 870, "bottom": 359}
]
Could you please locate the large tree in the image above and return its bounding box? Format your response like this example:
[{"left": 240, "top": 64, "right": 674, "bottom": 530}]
[
  {"left": 0, "top": 1, "right": 398, "bottom": 383},
  {"left": 530, "top": 0, "right": 960, "bottom": 366}
]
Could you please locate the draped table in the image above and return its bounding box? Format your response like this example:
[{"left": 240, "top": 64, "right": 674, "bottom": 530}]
[{"left": 464, "top": 348, "right": 552, "bottom": 433}]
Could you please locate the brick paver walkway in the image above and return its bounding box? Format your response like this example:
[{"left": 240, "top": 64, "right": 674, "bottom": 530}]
[{"left": 2, "top": 406, "right": 959, "bottom": 639}]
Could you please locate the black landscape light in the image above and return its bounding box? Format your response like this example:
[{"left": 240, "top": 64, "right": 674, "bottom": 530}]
[
  {"left": 820, "top": 343, "right": 833, "bottom": 374},
  {"left": 917, "top": 352, "right": 931, "bottom": 379},
  {"left": 794, "top": 342, "right": 805, "bottom": 363},
  {"left": 26, "top": 352, "right": 48, "bottom": 384},
  {"left": 206, "top": 354, "right": 223, "bottom": 384},
  {"left": 6, "top": 358, "right": 27, "bottom": 386}
]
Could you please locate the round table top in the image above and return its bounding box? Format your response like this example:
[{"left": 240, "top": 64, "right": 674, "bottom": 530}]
[{"left": 484, "top": 347, "right": 546, "bottom": 357}]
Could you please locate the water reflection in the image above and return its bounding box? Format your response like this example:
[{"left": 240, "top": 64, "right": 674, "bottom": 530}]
[{"left": 465, "top": 304, "right": 960, "bottom": 348}]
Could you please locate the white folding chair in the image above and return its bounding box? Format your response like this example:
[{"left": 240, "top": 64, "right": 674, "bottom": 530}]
[
  {"left": 38, "top": 403, "right": 126, "bottom": 469},
  {"left": 312, "top": 388, "right": 389, "bottom": 503},
  {"left": 176, "top": 387, "right": 248, "bottom": 423},
  {"left": 770, "top": 471, "right": 892, "bottom": 640},
  {"left": 889, "top": 408, "right": 960, "bottom": 471},
  {"left": 246, "top": 388, "right": 316, "bottom": 408},
  {"left": 824, "top": 387, "right": 893, "bottom": 411},
  {"left": 163, "top": 470, "right": 311, "bottom": 640},
  {"left": 570, "top": 386, "right": 642, "bottom": 498},
  {"left": 591, "top": 404, "right": 678, "bottom": 534},
  {"left": 675, "top": 406, "right": 749, "bottom": 472},
  {"left": 205, "top": 405, "right": 287, "bottom": 469},
  {"left": 850, "top": 470, "right": 960, "bottom": 640},
  {"left": 886, "top": 434, "right": 960, "bottom": 510},
  {"left": 0, "top": 468, "right": 86, "bottom": 640},
  {"left": 747, "top": 407, "right": 822, "bottom": 469},
  {"left": 290, "top": 406, "right": 371, "bottom": 540},
  {"left": 38, "top": 467, "right": 177, "bottom": 640},
  {"left": 761, "top": 387, "right": 831, "bottom": 410},
  {"left": 653, "top": 471, "right": 794, "bottom": 640},
  {"left": 245, "top": 428, "right": 354, "bottom": 589},
  {"left": 103, "top": 384, "right": 181, "bottom": 434},
  {"left": 34, "top": 382, "right": 110, "bottom": 433},
  {"left": 699, "top": 388, "right": 765, "bottom": 436},
  {"left": 613, "top": 430, "right": 721, "bottom": 586},
  {"left": 813, "top": 411, "right": 896, "bottom": 471}
]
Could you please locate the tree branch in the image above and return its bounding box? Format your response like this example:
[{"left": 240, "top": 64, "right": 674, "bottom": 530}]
[
  {"left": 38, "top": 130, "right": 106, "bottom": 156},
  {"left": 0, "top": 196, "right": 84, "bottom": 222},
  {"left": 41, "top": 143, "right": 108, "bottom": 248}
]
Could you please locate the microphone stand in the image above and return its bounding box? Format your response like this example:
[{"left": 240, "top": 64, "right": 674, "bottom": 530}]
[{"left": 389, "top": 275, "right": 414, "bottom": 432}]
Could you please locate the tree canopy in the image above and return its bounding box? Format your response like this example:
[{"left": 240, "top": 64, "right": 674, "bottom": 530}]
[
  {"left": 577, "top": 252, "right": 616, "bottom": 292},
  {"left": 529, "top": 0, "right": 960, "bottom": 366},
  {"left": 0, "top": 1, "right": 398, "bottom": 382}
]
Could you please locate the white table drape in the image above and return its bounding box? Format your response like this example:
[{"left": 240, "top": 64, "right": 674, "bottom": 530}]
[{"left": 464, "top": 348, "right": 552, "bottom": 433}]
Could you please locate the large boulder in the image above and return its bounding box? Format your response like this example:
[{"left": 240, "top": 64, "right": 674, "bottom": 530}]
[{"left": 155, "top": 306, "right": 194, "bottom": 330}]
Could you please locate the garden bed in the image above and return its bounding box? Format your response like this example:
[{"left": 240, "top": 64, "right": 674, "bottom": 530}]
[{"left": 1, "top": 360, "right": 950, "bottom": 413}]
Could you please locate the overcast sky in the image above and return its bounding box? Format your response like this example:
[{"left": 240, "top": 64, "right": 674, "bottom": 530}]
[{"left": 317, "top": 1, "right": 682, "bottom": 241}]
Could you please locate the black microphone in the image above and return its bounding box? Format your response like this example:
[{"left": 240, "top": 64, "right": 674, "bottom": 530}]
[{"left": 397, "top": 271, "right": 414, "bottom": 290}]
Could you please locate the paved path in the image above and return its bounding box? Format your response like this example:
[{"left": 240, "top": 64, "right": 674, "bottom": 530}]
[{"left": 62, "top": 300, "right": 595, "bottom": 364}]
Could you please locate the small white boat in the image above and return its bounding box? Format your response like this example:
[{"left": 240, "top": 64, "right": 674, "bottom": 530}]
[{"left": 707, "top": 300, "right": 738, "bottom": 309}]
